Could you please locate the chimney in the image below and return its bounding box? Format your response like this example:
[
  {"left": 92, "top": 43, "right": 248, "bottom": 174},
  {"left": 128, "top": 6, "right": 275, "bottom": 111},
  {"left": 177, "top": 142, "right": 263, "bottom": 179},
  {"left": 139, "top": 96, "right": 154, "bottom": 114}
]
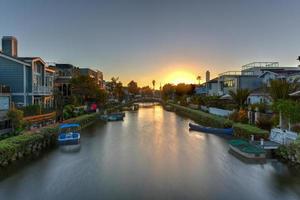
[
  {"left": 2, "top": 36, "right": 18, "bottom": 57},
  {"left": 206, "top": 70, "right": 210, "bottom": 82}
]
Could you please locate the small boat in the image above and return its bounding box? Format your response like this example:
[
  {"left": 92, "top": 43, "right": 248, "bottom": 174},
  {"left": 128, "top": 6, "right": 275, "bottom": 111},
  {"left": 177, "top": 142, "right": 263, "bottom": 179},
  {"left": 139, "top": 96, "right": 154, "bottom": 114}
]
[
  {"left": 100, "top": 112, "right": 124, "bottom": 121},
  {"left": 189, "top": 123, "right": 233, "bottom": 135},
  {"left": 58, "top": 123, "right": 81, "bottom": 145},
  {"left": 111, "top": 112, "right": 125, "bottom": 117},
  {"left": 229, "top": 139, "right": 266, "bottom": 160}
]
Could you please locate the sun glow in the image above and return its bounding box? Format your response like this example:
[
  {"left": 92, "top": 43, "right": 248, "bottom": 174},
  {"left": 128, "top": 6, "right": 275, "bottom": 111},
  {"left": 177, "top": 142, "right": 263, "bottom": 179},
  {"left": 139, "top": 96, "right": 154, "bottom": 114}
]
[{"left": 164, "top": 70, "right": 196, "bottom": 85}]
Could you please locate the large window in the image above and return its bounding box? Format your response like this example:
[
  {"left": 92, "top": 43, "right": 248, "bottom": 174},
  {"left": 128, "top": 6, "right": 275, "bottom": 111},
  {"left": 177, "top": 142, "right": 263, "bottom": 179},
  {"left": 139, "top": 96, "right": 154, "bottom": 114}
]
[
  {"left": 223, "top": 80, "right": 235, "bottom": 88},
  {"left": 0, "top": 96, "right": 10, "bottom": 111}
]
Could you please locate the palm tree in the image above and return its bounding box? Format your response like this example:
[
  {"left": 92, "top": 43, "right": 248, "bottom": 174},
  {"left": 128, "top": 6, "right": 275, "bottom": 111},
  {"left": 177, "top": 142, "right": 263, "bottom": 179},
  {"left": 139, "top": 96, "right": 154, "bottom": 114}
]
[
  {"left": 269, "top": 79, "right": 299, "bottom": 101},
  {"left": 228, "top": 89, "right": 250, "bottom": 109},
  {"left": 152, "top": 80, "right": 156, "bottom": 90},
  {"left": 269, "top": 79, "right": 300, "bottom": 129},
  {"left": 196, "top": 75, "right": 201, "bottom": 85}
]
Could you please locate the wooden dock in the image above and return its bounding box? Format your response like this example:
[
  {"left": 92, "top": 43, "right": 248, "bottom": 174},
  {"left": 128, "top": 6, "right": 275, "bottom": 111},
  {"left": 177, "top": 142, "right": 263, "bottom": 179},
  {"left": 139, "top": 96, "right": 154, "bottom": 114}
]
[{"left": 250, "top": 141, "right": 280, "bottom": 150}]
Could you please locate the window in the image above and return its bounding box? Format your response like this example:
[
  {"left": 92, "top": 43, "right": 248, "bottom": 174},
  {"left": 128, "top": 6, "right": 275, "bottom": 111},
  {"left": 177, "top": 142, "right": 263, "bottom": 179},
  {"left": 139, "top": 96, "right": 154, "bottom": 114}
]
[{"left": 224, "top": 80, "right": 235, "bottom": 87}]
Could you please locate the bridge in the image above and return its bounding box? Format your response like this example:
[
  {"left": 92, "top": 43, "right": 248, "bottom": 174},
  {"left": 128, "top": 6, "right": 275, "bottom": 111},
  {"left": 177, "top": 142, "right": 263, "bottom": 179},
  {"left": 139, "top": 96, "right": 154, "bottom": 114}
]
[{"left": 131, "top": 97, "right": 162, "bottom": 103}]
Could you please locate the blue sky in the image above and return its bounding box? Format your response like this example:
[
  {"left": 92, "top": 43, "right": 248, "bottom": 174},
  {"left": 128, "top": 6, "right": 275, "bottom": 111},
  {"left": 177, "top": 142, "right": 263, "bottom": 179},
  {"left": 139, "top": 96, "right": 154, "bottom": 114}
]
[{"left": 1, "top": 0, "right": 300, "bottom": 86}]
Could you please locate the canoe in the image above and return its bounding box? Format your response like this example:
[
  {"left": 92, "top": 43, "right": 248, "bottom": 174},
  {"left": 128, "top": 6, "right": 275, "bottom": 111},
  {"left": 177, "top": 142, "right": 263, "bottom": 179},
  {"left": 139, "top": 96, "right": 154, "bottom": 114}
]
[
  {"left": 229, "top": 139, "right": 266, "bottom": 160},
  {"left": 189, "top": 123, "right": 233, "bottom": 135}
]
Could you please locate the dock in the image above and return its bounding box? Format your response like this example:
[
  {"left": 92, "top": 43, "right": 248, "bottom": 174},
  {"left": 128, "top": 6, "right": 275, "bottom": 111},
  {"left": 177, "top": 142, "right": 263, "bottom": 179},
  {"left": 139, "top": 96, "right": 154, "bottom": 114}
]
[{"left": 250, "top": 140, "right": 280, "bottom": 150}]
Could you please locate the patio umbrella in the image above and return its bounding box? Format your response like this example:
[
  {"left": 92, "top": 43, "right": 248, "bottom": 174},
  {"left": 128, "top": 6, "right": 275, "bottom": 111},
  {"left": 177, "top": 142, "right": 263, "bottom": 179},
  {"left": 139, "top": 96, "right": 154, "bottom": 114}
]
[
  {"left": 289, "top": 90, "right": 300, "bottom": 97},
  {"left": 220, "top": 94, "right": 232, "bottom": 100}
]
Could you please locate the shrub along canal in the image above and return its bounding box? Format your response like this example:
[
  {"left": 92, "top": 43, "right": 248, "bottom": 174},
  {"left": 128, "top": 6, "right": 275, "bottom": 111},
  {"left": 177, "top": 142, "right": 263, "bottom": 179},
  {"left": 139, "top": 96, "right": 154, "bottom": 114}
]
[{"left": 0, "top": 105, "right": 300, "bottom": 200}]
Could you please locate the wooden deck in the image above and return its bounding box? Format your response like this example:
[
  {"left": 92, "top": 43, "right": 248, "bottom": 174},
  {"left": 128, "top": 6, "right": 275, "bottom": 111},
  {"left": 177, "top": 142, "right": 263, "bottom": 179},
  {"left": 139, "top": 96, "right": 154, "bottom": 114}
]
[{"left": 250, "top": 141, "right": 281, "bottom": 150}]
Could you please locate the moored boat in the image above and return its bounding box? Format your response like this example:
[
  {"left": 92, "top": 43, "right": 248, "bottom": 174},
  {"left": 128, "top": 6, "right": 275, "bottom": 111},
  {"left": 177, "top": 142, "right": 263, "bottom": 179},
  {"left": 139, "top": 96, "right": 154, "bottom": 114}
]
[
  {"left": 100, "top": 112, "right": 125, "bottom": 121},
  {"left": 58, "top": 123, "right": 81, "bottom": 145},
  {"left": 189, "top": 123, "right": 233, "bottom": 135},
  {"left": 229, "top": 139, "right": 266, "bottom": 160}
]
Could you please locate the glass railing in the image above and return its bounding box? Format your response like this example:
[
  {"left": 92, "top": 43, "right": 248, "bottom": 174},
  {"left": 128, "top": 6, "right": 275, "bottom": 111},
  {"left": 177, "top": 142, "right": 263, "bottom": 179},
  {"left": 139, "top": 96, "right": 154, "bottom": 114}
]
[{"left": 32, "top": 86, "right": 53, "bottom": 95}]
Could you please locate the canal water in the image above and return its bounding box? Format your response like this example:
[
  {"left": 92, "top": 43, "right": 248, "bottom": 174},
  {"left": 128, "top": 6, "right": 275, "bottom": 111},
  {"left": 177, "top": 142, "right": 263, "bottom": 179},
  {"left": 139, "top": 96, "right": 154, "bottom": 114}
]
[{"left": 1, "top": 105, "right": 300, "bottom": 200}]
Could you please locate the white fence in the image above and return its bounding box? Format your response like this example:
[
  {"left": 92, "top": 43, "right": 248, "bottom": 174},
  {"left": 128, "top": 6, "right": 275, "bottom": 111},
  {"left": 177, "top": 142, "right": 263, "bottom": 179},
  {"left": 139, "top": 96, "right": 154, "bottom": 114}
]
[
  {"left": 208, "top": 107, "right": 233, "bottom": 117},
  {"left": 270, "top": 128, "right": 298, "bottom": 145}
]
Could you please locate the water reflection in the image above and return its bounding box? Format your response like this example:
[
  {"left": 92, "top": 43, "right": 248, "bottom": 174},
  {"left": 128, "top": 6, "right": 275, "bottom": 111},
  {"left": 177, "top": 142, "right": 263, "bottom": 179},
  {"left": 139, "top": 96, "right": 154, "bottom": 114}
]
[
  {"left": 0, "top": 105, "right": 300, "bottom": 200},
  {"left": 59, "top": 145, "right": 81, "bottom": 153}
]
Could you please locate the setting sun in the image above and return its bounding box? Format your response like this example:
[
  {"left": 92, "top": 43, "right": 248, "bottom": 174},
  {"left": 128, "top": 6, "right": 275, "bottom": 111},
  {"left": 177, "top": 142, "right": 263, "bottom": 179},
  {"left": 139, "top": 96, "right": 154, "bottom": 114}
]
[{"left": 164, "top": 70, "right": 197, "bottom": 85}]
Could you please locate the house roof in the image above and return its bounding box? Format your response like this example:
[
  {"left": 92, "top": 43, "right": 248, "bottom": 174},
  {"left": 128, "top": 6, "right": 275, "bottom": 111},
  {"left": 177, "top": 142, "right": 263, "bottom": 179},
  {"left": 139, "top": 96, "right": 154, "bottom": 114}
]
[
  {"left": 0, "top": 52, "right": 31, "bottom": 66},
  {"left": 249, "top": 87, "right": 270, "bottom": 96},
  {"left": 207, "top": 77, "right": 218, "bottom": 83},
  {"left": 18, "top": 57, "right": 46, "bottom": 65},
  {"left": 259, "top": 68, "right": 300, "bottom": 78}
]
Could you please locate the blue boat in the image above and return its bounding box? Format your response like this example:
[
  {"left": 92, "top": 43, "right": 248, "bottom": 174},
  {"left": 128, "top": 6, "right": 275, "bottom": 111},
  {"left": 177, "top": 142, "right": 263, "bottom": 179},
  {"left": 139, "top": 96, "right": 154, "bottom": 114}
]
[
  {"left": 189, "top": 123, "right": 233, "bottom": 135},
  {"left": 100, "top": 112, "right": 125, "bottom": 121},
  {"left": 58, "top": 123, "right": 81, "bottom": 145}
]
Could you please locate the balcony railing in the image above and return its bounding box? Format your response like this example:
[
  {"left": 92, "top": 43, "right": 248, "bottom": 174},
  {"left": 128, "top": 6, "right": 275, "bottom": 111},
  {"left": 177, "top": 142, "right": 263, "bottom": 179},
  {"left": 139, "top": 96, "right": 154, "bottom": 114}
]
[
  {"left": 242, "top": 62, "right": 279, "bottom": 70},
  {"left": 219, "top": 71, "right": 255, "bottom": 76},
  {"left": 32, "top": 86, "right": 53, "bottom": 95}
]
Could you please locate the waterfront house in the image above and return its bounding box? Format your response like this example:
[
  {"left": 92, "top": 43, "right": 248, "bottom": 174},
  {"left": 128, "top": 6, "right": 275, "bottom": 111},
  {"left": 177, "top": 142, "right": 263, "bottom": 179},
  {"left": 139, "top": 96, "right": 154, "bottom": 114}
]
[
  {"left": 247, "top": 88, "right": 272, "bottom": 105},
  {"left": 50, "top": 63, "right": 80, "bottom": 104},
  {"left": 217, "top": 71, "right": 262, "bottom": 95},
  {"left": 79, "top": 68, "right": 104, "bottom": 89},
  {"left": 0, "top": 85, "right": 12, "bottom": 135},
  {"left": 0, "top": 36, "right": 54, "bottom": 107},
  {"left": 194, "top": 84, "right": 207, "bottom": 95},
  {"left": 216, "top": 62, "right": 300, "bottom": 96}
]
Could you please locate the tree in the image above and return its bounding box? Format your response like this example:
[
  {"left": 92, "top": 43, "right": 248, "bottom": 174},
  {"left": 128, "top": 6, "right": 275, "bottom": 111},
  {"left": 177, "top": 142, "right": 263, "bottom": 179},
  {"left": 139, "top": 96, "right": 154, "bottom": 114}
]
[
  {"left": 175, "top": 83, "right": 195, "bottom": 96},
  {"left": 7, "top": 109, "right": 24, "bottom": 132},
  {"left": 114, "top": 81, "right": 125, "bottom": 102},
  {"left": 273, "top": 99, "right": 300, "bottom": 130},
  {"left": 162, "top": 83, "right": 175, "bottom": 100},
  {"left": 140, "top": 86, "right": 152, "bottom": 97},
  {"left": 197, "top": 75, "right": 201, "bottom": 85},
  {"left": 53, "top": 87, "right": 64, "bottom": 122},
  {"left": 70, "top": 75, "right": 104, "bottom": 104},
  {"left": 269, "top": 79, "right": 300, "bottom": 129},
  {"left": 228, "top": 89, "right": 250, "bottom": 109},
  {"left": 127, "top": 80, "right": 139, "bottom": 95},
  {"left": 269, "top": 79, "right": 295, "bottom": 101},
  {"left": 152, "top": 80, "right": 156, "bottom": 90}
]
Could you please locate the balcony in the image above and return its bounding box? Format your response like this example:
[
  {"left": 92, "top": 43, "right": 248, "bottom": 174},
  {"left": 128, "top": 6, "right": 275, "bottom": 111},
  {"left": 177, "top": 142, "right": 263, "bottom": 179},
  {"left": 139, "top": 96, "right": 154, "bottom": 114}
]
[
  {"left": 33, "top": 86, "right": 53, "bottom": 95},
  {"left": 219, "top": 71, "right": 254, "bottom": 77}
]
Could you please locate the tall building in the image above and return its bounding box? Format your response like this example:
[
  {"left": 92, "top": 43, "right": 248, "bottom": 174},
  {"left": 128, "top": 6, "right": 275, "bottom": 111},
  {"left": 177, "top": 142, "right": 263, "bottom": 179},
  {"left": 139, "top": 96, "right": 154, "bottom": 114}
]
[
  {"left": 2, "top": 36, "right": 18, "bottom": 57},
  {"left": 206, "top": 70, "right": 210, "bottom": 82}
]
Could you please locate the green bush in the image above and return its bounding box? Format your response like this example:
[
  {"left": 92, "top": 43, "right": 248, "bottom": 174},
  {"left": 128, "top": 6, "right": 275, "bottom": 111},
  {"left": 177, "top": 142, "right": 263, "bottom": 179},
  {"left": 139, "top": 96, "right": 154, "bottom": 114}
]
[
  {"left": 276, "top": 137, "right": 300, "bottom": 164},
  {"left": 21, "top": 105, "right": 41, "bottom": 117},
  {"left": 256, "top": 116, "right": 273, "bottom": 131},
  {"left": 0, "top": 113, "right": 97, "bottom": 165},
  {"left": 233, "top": 123, "right": 269, "bottom": 139},
  {"left": 168, "top": 103, "right": 233, "bottom": 128}
]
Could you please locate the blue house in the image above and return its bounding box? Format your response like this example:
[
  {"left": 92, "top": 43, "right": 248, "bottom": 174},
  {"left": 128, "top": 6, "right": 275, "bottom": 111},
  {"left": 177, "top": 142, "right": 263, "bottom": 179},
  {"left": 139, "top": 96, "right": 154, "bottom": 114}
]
[{"left": 0, "top": 36, "right": 54, "bottom": 107}]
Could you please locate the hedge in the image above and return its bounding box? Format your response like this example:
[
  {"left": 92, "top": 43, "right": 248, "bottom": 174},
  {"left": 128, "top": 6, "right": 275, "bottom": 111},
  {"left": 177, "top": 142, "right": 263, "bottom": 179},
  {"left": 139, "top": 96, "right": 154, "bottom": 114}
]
[
  {"left": 276, "top": 138, "right": 300, "bottom": 165},
  {"left": 168, "top": 103, "right": 269, "bottom": 139},
  {"left": 0, "top": 113, "right": 98, "bottom": 167},
  {"left": 168, "top": 103, "right": 233, "bottom": 128},
  {"left": 233, "top": 123, "right": 269, "bottom": 139}
]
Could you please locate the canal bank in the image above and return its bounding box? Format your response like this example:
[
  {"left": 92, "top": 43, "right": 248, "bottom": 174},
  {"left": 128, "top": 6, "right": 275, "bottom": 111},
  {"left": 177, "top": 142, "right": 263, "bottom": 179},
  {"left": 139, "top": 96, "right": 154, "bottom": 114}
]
[
  {"left": 0, "top": 113, "right": 98, "bottom": 168},
  {"left": 0, "top": 105, "right": 300, "bottom": 200},
  {"left": 166, "top": 102, "right": 300, "bottom": 166},
  {"left": 166, "top": 103, "right": 269, "bottom": 139}
]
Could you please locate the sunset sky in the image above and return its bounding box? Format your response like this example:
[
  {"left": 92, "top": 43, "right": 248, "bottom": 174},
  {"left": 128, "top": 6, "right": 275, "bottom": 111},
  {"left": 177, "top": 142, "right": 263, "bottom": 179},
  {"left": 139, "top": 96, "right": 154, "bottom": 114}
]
[{"left": 1, "top": 0, "right": 300, "bottom": 86}]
